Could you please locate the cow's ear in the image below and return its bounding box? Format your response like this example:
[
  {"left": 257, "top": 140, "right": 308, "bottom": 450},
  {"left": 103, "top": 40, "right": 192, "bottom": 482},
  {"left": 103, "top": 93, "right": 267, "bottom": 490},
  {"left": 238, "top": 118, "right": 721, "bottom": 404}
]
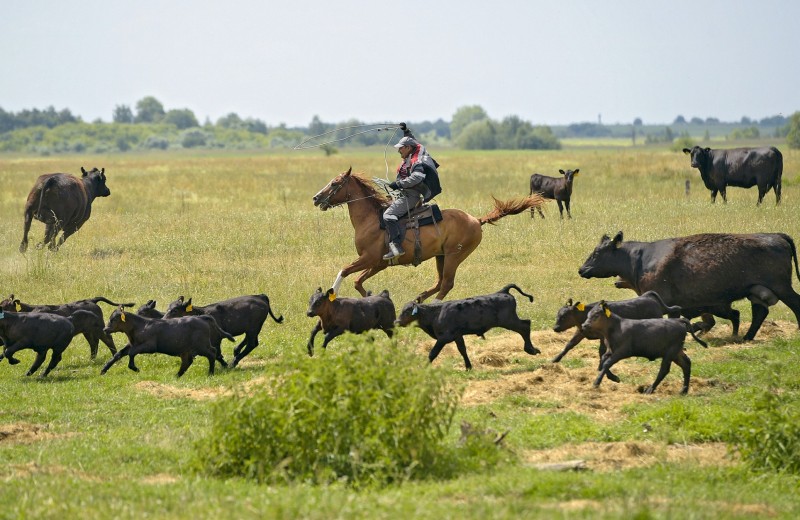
[
  {"left": 575, "top": 302, "right": 585, "bottom": 311},
  {"left": 14, "top": 300, "right": 22, "bottom": 312},
  {"left": 565, "top": 298, "right": 573, "bottom": 306},
  {"left": 81, "top": 166, "right": 88, "bottom": 176},
  {"left": 185, "top": 298, "right": 193, "bottom": 312},
  {"left": 178, "top": 295, "right": 184, "bottom": 302},
  {"left": 101, "top": 167, "right": 105, "bottom": 175},
  {"left": 326, "top": 288, "right": 336, "bottom": 301},
  {"left": 704, "top": 148, "right": 711, "bottom": 153},
  {"left": 573, "top": 169, "right": 579, "bottom": 175},
  {"left": 682, "top": 148, "right": 691, "bottom": 154},
  {"left": 612, "top": 231, "right": 624, "bottom": 247},
  {"left": 559, "top": 169, "right": 566, "bottom": 176},
  {"left": 600, "top": 234, "right": 610, "bottom": 244},
  {"left": 412, "top": 304, "right": 419, "bottom": 315}
]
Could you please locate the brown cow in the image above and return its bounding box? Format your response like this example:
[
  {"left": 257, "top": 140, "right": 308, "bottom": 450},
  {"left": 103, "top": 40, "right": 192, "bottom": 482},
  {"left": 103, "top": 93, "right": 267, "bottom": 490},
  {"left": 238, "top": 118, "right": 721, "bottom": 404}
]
[
  {"left": 529, "top": 169, "right": 579, "bottom": 219},
  {"left": 20, "top": 166, "right": 111, "bottom": 252}
]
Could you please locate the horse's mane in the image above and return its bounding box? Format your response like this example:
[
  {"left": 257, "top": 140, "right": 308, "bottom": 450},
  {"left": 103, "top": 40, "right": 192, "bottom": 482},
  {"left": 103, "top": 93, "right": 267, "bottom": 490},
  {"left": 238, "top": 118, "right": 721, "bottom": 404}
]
[{"left": 350, "top": 173, "right": 391, "bottom": 210}]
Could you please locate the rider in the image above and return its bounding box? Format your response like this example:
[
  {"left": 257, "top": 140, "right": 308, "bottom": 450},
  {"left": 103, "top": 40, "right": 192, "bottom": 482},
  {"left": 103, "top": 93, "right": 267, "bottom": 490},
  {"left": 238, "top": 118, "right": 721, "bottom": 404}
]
[{"left": 382, "top": 123, "right": 440, "bottom": 260}]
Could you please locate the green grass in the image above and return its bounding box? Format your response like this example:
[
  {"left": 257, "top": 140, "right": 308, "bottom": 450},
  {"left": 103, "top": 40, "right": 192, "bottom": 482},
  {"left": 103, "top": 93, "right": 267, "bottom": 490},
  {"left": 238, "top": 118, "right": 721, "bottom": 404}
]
[{"left": 1, "top": 147, "right": 800, "bottom": 518}]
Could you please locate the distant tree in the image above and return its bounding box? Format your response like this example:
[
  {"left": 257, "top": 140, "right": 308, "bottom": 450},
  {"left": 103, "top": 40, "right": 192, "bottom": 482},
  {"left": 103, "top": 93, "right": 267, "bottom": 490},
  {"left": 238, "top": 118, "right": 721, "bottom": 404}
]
[
  {"left": 566, "top": 122, "right": 611, "bottom": 137},
  {"left": 690, "top": 117, "right": 704, "bottom": 125},
  {"left": 450, "top": 105, "right": 488, "bottom": 140},
  {"left": 760, "top": 114, "right": 787, "bottom": 126},
  {"left": 633, "top": 117, "right": 643, "bottom": 126},
  {"left": 456, "top": 119, "right": 496, "bottom": 149},
  {"left": 703, "top": 129, "right": 711, "bottom": 142},
  {"left": 740, "top": 116, "right": 752, "bottom": 125},
  {"left": 164, "top": 108, "right": 199, "bottom": 129},
  {"left": 308, "top": 115, "right": 331, "bottom": 137},
  {"left": 729, "top": 126, "right": 760, "bottom": 140},
  {"left": 134, "top": 96, "right": 165, "bottom": 123},
  {"left": 0, "top": 107, "right": 15, "bottom": 133},
  {"left": 785, "top": 112, "right": 800, "bottom": 149},
  {"left": 217, "top": 112, "right": 243, "bottom": 129},
  {"left": 113, "top": 105, "right": 134, "bottom": 124},
  {"left": 244, "top": 118, "right": 268, "bottom": 134},
  {"left": 181, "top": 128, "right": 207, "bottom": 148},
  {"left": 673, "top": 115, "right": 687, "bottom": 124},
  {"left": 705, "top": 117, "right": 720, "bottom": 124}
]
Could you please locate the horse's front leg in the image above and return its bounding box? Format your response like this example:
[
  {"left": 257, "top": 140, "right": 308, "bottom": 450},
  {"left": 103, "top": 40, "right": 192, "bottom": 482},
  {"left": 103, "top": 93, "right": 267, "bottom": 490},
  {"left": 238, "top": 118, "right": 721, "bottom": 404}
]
[
  {"left": 331, "top": 252, "right": 380, "bottom": 296},
  {"left": 353, "top": 265, "right": 388, "bottom": 296}
]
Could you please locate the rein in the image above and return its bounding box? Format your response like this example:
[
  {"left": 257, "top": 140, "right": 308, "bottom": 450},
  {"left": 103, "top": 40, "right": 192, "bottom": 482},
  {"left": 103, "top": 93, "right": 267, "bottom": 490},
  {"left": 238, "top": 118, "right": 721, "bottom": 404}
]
[{"left": 320, "top": 175, "right": 383, "bottom": 210}]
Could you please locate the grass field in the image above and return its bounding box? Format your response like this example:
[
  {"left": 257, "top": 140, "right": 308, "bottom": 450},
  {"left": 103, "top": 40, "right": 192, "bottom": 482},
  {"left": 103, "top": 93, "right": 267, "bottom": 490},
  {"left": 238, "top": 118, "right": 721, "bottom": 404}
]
[{"left": 1, "top": 146, "right": 799, "bottom": 519}]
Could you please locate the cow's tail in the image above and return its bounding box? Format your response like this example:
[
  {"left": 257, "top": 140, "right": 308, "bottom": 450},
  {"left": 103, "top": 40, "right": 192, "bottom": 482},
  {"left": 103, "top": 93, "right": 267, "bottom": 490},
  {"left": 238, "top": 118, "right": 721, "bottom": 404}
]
[
  {"left": 778, "top": 233, "right": 800, "bottom": 282},
  {"left": 200, "top": 315, "right": 235, "bottom": 341},
  {"left": 681, "top": 318, "right": 708, "bottom": 348},
  {"left": 500, "top": 284, "right": 534, "bottom": 303},
  {"left": 479, "top": 194, "right": 545, "bottom": 226},
  {"left": 36, "top": 176, "right": 59, "bottom": 219},
  {"left": 91, "top": 297, "right": 135, "bottom": 308},
  {"left": 646, "top": 291, "right": 682, "bottom": 318},
  {"left": 259, "top": 294, "right": 285, "bottom": 324},
  {"left": 773, "top": 147, "right": 783, "bottom": 202}
]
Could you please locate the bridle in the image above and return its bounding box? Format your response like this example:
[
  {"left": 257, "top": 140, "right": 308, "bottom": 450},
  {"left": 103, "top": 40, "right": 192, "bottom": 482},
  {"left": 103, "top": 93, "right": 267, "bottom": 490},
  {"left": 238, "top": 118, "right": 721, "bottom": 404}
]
[{"left": 317, "top": 174, "right": 352, "bottom": 209}]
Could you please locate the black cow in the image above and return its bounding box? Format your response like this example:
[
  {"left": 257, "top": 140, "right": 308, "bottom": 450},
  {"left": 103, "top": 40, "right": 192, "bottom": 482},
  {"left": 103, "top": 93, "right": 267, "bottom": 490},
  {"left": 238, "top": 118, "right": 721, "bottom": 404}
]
[
  {"left": 101, "top": 307, "right": 234, "bottom": 377},
  {"left": 0, "top": 295, "right": 134, "bottom": 359},
  {"left": 551, "top": 291, "right": 682, "bottom": 382},
  {"left": 581, "top": 301, "right": 708, "bottom": 394},
  {"left": 395, "top": 284, "right": 540, "bottom": 370},
  {"left": 0, "top": 311, "right": 75, "bottom": 377},
  {"left": 578, "top": 231, "right": 800, "bottom": 340},
  {"left": 20, "top": 167, "right": 111, "bottom": 252},
  {"left": 529, "top": 168, "right": 579, "bottom": 218},
  {"left": 163, "top": 294, "right": 283, "bottom": 367},
  {"left": 682, "top": 146, "right": 782, "bottom": 205},
  {"left": 136, "top": 300, "right": 164, "bottom": 319},
  {"left": 306, "top": 288, "right": 396, "bottom": 356}
]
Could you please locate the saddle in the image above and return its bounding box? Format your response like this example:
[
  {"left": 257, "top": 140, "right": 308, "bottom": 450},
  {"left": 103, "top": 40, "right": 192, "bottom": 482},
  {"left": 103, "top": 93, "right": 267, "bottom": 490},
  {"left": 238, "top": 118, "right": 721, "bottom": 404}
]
[{"left": 379, "top": 203, "right": 444, "bottom": 266}]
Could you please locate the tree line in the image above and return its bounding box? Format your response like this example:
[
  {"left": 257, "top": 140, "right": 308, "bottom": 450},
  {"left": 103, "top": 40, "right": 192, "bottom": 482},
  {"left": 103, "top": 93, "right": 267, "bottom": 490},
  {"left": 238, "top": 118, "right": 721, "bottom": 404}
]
[{"left": 1, "top": 96, "right": 798, "bottom": 154}]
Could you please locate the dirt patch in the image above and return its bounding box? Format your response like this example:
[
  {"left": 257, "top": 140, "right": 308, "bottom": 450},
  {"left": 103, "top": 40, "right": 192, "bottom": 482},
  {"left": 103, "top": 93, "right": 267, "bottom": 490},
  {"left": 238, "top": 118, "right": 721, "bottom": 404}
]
[
  {"left": 523, "top": 441, "right": 734, "bottom": 472},
  {"left": 140, "top": 473, "right": 181, "bottom": 485},
  {"left": 134, "top": 381, "right": 230, "bottom": 401},
  {"left": 0, "top": 423, "right": 70, "bottom": 445},
  {"left": 1, "top": 462, "right": 102, "bottom": 482}
]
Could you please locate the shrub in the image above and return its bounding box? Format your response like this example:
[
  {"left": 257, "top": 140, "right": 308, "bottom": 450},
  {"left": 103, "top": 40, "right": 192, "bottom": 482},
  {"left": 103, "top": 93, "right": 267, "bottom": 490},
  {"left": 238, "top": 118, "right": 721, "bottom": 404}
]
[
  {"left": 731, "top": 370, "right": 800, "bottom": 474},
  {"left": 196, "top": 335, "right": 492, "bottom": 487}
]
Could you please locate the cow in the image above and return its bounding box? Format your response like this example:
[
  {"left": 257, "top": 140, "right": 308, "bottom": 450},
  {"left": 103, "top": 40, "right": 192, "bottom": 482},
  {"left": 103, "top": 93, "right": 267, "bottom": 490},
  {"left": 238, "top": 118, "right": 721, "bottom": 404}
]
[
  {"left": 0, "top": 311, "right": 75, "bottom": 377},
  {"left": 306, "top": 288, "right": 395, "bottom": 356},
  {"left": 682, "top": 146, "right": 782, "bottom": 205},
  {"left": 529, "top": 168, "right": 579, "bottom": 219},
  {"left": 395, "top": 284, "right": 540, "bottom": 370},
  {"left": 101, "top": 306, "right": 234, "bottom": 377},
  {"left": 578, "top": 231, "right": 800, "bottom": 340},
  {"left": 0, "top": 295, "right": 134, "bottom": 359},
  {"left": 136, "top": 300, "right": 164, "bottom": 319},
  {"left": 163, "top": 294, "right": 284, "bottom": 367},
  {"left": 581, "top": 301, "right": 708, "bottom": 394},
  {"left": 551, "top": 291, "right": 682, "bottom": 382},
  {"left": 20, "top": 166, "right": 111, "bottom": 253}
]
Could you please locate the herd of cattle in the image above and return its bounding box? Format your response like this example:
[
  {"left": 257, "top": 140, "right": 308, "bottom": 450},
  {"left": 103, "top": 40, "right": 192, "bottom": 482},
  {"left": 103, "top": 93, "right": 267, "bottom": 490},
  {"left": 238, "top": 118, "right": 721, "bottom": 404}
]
[{"left": 3, "top": 144, "right": 797, "bottom": 394}]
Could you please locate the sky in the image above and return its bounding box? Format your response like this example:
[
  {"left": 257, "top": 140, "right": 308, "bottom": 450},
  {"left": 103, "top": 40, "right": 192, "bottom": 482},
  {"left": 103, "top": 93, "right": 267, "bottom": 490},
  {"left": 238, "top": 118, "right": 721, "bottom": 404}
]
[{"left": 2, "top": 0, "right": 798, "bottom": 128}]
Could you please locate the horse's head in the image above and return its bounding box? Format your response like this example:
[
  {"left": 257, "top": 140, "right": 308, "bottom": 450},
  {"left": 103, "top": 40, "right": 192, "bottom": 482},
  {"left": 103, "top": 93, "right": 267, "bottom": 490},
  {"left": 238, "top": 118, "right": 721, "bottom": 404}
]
[{"left": 313, "top": 167, "right": 353, "bottom": 211}]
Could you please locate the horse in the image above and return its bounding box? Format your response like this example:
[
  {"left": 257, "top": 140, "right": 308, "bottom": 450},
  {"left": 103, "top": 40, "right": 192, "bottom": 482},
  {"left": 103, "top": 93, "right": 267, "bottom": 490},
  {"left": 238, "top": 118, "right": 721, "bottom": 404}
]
[{"left": 312, "top": 167, "right": 545, "bottom": 302}]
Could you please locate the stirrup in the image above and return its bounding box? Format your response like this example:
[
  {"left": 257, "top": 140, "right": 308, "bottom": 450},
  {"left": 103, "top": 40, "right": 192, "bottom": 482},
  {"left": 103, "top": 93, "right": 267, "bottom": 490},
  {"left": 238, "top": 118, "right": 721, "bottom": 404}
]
[{"left": 383, "top": 243, "right": 405, "bottom": 260}]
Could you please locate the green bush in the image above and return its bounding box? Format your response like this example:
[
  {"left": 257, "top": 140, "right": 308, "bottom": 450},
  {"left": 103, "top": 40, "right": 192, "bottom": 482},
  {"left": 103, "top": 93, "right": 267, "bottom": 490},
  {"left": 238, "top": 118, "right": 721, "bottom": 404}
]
[
  {"left": 196, "top": 335, "right": 505, "bottom": 487},
  {"left": 731, "top": 371, "right": 800, "bottom": 473}
]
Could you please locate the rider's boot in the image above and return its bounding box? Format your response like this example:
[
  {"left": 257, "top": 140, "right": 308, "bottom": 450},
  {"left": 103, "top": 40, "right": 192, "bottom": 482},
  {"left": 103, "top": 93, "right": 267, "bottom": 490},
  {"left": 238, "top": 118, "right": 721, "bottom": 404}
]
[{"left": 382, "top": 220, "right": 405, "bottom": 260}]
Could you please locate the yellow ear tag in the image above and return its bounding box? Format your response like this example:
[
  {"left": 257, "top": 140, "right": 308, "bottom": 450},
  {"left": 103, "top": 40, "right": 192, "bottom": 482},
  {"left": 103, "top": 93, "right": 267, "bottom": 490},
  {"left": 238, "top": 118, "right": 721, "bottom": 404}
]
[
  {"left": 186, "top": 304, "right": 193, "bottom": 312},
  {"left": 604, "top": 308, "right": 611, "bottom": 318},
  {"left": 328, "top": 292, "right": 337, "bottom": 302},
  {"left": 121, "top": 312, "right": 126, "bottom": 322},
  {"left": 576, "top": 303, "right": 585, "bottom": 311},
  {"left": 15, "top": 302, "right": 21, "bottom": 311}
]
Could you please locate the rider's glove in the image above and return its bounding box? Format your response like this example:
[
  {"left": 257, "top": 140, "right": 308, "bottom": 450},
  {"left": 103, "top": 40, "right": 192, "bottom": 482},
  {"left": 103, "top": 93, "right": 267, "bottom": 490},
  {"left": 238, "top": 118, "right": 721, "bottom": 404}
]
[{"left": 388, "top": 182, "right": 399, "bottom": 190}]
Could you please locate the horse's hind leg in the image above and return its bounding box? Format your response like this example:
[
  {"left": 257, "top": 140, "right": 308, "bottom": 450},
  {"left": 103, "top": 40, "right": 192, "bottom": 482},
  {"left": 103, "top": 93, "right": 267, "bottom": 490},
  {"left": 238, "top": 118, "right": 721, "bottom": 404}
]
[
  {"left": 415, "top": 256, "right": 444, "bottom": 302},
  {"left": 354, "top": 265, "right": 387, "bottom": 297}
]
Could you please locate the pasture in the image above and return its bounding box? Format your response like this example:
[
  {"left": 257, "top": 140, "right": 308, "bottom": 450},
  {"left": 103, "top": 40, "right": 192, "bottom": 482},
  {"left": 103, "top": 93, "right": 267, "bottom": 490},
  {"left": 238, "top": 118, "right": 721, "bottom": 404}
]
[{"left": 1, "top": 146, "right": 799, "bottom": 518}]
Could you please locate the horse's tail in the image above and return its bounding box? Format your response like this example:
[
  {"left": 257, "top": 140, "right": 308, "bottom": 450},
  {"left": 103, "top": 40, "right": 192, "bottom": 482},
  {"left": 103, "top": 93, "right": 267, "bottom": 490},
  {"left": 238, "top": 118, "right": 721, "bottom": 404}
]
[{"left": 479, "top": 194, "right": 545, "bottom": 226}]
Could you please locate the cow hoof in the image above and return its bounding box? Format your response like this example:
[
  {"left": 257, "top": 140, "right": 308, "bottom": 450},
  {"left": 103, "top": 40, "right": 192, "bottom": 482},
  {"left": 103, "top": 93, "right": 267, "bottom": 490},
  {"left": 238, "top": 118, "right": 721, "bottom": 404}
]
[
  {"left": 19, "top": 243, "right": 28, "bottom": 253},
  {"left": 606, "top": 373, "right": 621, "bottom": 383},
  {"left": 524, "top": 345, "right": 541, "bottom": 356},
  {"left": 7, "top": 357, "right": 20, "bottom": 365}
]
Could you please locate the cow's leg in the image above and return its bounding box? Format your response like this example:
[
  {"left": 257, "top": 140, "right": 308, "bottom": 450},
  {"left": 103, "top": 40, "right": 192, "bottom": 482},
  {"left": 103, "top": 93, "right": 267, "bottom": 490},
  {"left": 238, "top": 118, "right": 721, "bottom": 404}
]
[
  {"left": 26, "top": 351, "right": 48, "bottom": 376},
  {"left": 710, "top": 190, "right": 718, "bottom": 203},
  {"left": 692, "top": 313, "right": 716, "bottom": 334},
  {"left": 230, "top": 335, "right": 258, "bottom": 367},
  {"left": 564, "top": 199, "right": 572, "bottom": 219},
  {"left": 427, "top": 338, "right": 450, "bottom": 364},
  {"left": 101, "top": 344, "right": 130, "bottom": 374},
  {"left": 204, "top": 346, "right": 216, "bottom": 375},
  {"left": 775, "top": 181, "right": 782, "bottom": 204},
  {"left": 507, "top": 318, "right": 539, "bottom": 355},
  {"left": 645, "top": 352, "right": 677, "bottom": 395},
  {"left": 3, "top": 341, "right": 25, "bottom": 365},
  {"left": 176, "top": 352, "right": 193, "bottom": 377},
  {"left": 99, "top": 331, "right": 117, "bottom": 355},
  {"left": 41, "top": 220, "right": 60, "bottom": 250},
  {"left": 594, "top": 349, "right": 628, "bottom": 388},
  {"left": 552, "top": 330, "right": 586, "bottom": 363},
  {"left": 213, "top": 338, "right": 228, "bottom": 368},
  {"left": 537, "top": 206, "right": 545, "bottom": 218},
  {"left": 232, "top": 337, "right": 247, "bottom": 357},
  {"left": 20, "top": 207, "right": 34, "bottom": 253},
  {"left": 39, "top": 349, "right": 65, "bottom": 378},
  {"left": 720, "top": 187, "right": 727, "bottom": 204},
  {"left": 556, "top": 200, "right": 564, "bottom": 219},
  {"left": 597, "top": 340, "right": 621, "bottom": 383},
  {"left": 84, "top": 333, "right": 100, "bottom": 359},
  {"left": 320, "top": 328, "right": 345, "bottom": 350},
  {"left": 743, "top": 303, "right": 770, "bottom": 341},
  {"left": 673, "top": 351, "right": 692, "bottom": 395},
  {"left": 773, "top": 288, "right": 800, "bottom": 333},
  {"left": 756, "top": 184, "right": 767, "bottom": 206},
  {"left": 453, "top": 336, "right": 472, "bottom": 370},
  {"left": 56, "top": 221, "right": 83, "bottom": 249},
  {"left": 307, "top": 321, "right": 323, "bottom": 357}
]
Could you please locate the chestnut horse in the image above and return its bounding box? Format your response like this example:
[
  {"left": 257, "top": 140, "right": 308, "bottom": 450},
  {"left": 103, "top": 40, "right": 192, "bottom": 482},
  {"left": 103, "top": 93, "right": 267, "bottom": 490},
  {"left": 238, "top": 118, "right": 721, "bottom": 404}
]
[{"left": 312, "top": 168, "right": 545, "bottom": 302}]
